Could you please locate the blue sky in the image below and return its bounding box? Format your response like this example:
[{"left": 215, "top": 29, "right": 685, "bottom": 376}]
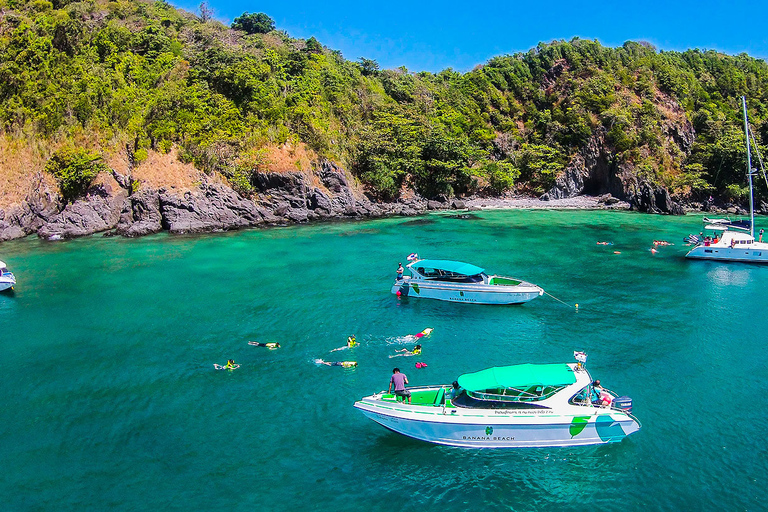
[{"left": 171, "top": 0, "right": 768, "bottom": 72}]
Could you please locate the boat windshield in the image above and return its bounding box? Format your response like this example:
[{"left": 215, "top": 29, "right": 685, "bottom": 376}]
[
  {"left": 451, "top": 390, "right": 551, "bottom": 409},
  {"left": 465, "top": 384, "right": 568, "bottom": 403},
  {"left": 415, "top": 267, "right": 483, "bottom": 282}
]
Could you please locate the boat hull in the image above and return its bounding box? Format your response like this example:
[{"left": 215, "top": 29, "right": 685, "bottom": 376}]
[
  {"left": 685, "top": 245, "right": 768, "bottom": 263},
  {"left": 0, "top": 274, "right": 15, "bottom": 291},
  {"left": 391, "top": 279, "right": 543, "bottom": 305},
  {"left": 354, "top": 400, "right": 640, "bottom": 448}
]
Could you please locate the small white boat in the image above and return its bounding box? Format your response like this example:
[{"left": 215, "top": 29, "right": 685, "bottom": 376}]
[
  {"left": 0, "top": 261, "right": 15, "bottom": 292},
  {"left": 685, "top": 97, "right": 768, "bottom": 263},
  {"left": 392, "top": 257, "right": 543, "bottom": 305},
  {"left": 354, "top": 356, "right": 640, "bottom": 448}
]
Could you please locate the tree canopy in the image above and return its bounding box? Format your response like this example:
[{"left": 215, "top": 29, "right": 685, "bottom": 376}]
[
  {"left": 231, "top": 12, "right": 275, "bottom": 35},
  {"left": 1, "top": 0, "right": 768, "bottom": 203}
]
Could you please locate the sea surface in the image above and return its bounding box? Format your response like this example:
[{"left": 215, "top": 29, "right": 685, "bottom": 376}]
[{"left": 1, "top": 209, "right": 765, "bottom": 511}]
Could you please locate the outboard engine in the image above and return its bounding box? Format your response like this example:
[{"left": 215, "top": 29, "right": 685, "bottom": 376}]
[{"left": 612, "top": 396, "right": 633, "bottom": 413}]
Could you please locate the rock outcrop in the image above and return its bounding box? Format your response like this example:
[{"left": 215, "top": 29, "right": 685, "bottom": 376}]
[
  {"left": 0, "top": 149, "right": 687, "bottom": 243},
  {"left": 546, "top": 129, "right": 689, "bottom": 215},
  {"left": 115, "top": 189, "right": 163, "bottom": 237},
  {"left": 37, "top": 184, "right": 126, "bottom": 240},
  {"left": 159, "top": 183, "right": 265, "bottom": 234},
  {"left": 0, "top": 174, "right": 61, "bottom": 241},
  {"left": 0, "top": 159, "right": 436, "bottom": 242},
  {"left": 251, "top": 161, "right": 387, "bottom": 222}
]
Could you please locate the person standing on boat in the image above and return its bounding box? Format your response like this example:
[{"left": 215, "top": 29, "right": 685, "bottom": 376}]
[
  {"left": 591, "top": 380, "right": 612, "bottom": 407},
  {"left": 590, "top": 380, "right": 604, "bottom": 404},
  {"left": 389, "top": 368, "right": 411, "bottom": 404},
  {"left": 446, "top": 381, "right": 460, "bottom": 400},
  {"left": 396, "top": 263, "right": 404, "bottom": 280}
]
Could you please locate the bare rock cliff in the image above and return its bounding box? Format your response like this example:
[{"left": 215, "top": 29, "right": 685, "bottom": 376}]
[{"left": 0, "top": 159, "right": 435, "bottom": 242}]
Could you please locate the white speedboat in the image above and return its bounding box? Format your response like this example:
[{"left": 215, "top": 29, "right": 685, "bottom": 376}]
[
  {"left": 354, "top": 358, "right": 640, "bottom": 448},
  {"left": 685, "top": 97, "right": 768, "bottom": 263},
  {"left": 0, "top": 261, "right": 15, "bottom": 292},
  {"left": 392, "top": 257, "right": 543, "bottom": 305}
]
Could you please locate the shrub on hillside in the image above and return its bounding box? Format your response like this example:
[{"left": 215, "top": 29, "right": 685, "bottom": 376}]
[
  {"left": 231, "top": 12, "right": 275, "bottom": 34},
  {"left": 44, "top": 147, "right": 107, "bottom": 201}
]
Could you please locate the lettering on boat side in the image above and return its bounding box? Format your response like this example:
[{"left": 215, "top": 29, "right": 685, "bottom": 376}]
[
  {"left": 375, "top": 412, "right": 399, "bottom": 423},
  {"left": 493, "top": 409, "right": 553, "bottom": 414},
  {"left": 462, "top": 436, "right": 516, "bottom": 441}
]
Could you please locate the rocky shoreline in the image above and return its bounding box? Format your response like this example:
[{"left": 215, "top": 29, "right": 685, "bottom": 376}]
[{"left": 0, "top": 159, "right": 754, "bottom": 244}]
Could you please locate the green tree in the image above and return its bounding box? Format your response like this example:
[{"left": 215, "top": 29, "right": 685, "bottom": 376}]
[
  {"left": 357, "top": 58, "right": 379, "bottom": 76},
  {"left": 231, "top": 12, "right": 275, "bottom": 34},
  {"left": 482, "top": 161, "right": 521, "bottom": 193},
  {"left": 44, "top": 147, "right": 108, "bottom": 201}
]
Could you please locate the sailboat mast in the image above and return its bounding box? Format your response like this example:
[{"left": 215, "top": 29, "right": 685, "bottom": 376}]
[{"left": 742, "top": 96, "right": 755, "bottom": 238}]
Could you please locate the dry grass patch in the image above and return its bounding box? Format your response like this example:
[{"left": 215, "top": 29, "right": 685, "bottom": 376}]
[
  {"left": 0, "top": 135, "right": 56, "bottom": 209},
  {"left": 132, "top": 147, "right": 203, "bottom": 192},
  {"left": 264, "top": 142, "right": 315, "bottom": 173}
]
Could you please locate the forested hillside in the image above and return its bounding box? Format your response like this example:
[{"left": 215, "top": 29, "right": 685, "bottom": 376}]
[{"left": 2, "top": 0, "right": 768, "bottom": 207}]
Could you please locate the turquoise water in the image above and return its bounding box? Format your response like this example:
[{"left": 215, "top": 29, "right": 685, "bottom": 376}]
[{"left": 1, "top": 210, "right": 765, "bottom": 511}]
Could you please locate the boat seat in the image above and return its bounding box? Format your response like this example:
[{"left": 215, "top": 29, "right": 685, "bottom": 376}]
[{"left": 433, "top": 388, "right": 445, "bottom": 406}]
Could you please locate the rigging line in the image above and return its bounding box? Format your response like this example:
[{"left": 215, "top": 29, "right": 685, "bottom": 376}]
[
  {"left": 543, "top": 290, "right": 577, "bottom": 309},
  {"left": 712, "top": 154, "right": 724, "bottom": 189},
  {"left": 747, "top": 126, "right": 768, "bottom": 190}
]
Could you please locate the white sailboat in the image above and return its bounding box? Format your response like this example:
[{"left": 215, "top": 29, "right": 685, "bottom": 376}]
[{"left": 686, "top": 97, "right": 768, "bottom": 263}]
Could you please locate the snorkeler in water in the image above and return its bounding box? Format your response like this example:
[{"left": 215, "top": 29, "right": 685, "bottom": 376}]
[
  {"left": 315, "top": 359, "right": 357, "bottom": 368},
  {"left": 331, "top": 335, "right": 357, "bottom": 352},
  {"left": 248, "top": 341, "right": 280, "bottom": 349},
  {"left": 390, "top": 344, "right": 422, "bottom": 358},
  {"left": 401, "top": 328, "right": 433, "bottom": 342},
  {"left": 214, "top": 359, "right": 240, "bottom": 370}
]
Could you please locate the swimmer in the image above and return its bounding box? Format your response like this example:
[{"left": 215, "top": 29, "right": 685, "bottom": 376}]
[
  {"left": 331, "top": 335, "right": 357, "bottom": 352},
  {"left": 401, "top": 328, "right": 433, "bottom": 342},
  {"left": 314, "top": 359, "right": 357, "bottom": 368},
  {"left": 390, "top": 344, "right": 422, "bottom": 358},
  {"left": 596, "top": 241, "right": 613, "bottom": 245},
  {"left": 214, "top": 359, "right": 240, "bottom": 370},
  {"left": 248, "top": 341, "right": 280, "bottom": 349}
]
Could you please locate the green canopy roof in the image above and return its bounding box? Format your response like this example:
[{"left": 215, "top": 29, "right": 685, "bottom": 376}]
[
  {"left": 457, "top": 364, "right": 576, "bottom": 391},
  {"left": 410, "top": 259, "right": 484, "bottom": 275}
]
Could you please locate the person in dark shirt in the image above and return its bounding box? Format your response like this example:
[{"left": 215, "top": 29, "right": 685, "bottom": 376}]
[{"left": 388, "top": 367, "right": 411, "bottom": 404}]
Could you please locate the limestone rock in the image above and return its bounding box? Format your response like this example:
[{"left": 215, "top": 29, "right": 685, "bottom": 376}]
[
  {"left": 0, "top": 176, "right": 61, "bottom": 241},
  {"left": 38, "top": 184, "right": 126, "bottom": 240},
  {"left": 116, "top": 189, "right": 163, "bottom": 237},
  {"left": 159, "top": 183, "right": 263, "bottom": 234}
]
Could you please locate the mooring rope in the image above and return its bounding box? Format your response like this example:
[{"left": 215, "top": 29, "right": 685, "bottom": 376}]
[{"left": 543, "top": 290, "right": 578, "bottom": 309}]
